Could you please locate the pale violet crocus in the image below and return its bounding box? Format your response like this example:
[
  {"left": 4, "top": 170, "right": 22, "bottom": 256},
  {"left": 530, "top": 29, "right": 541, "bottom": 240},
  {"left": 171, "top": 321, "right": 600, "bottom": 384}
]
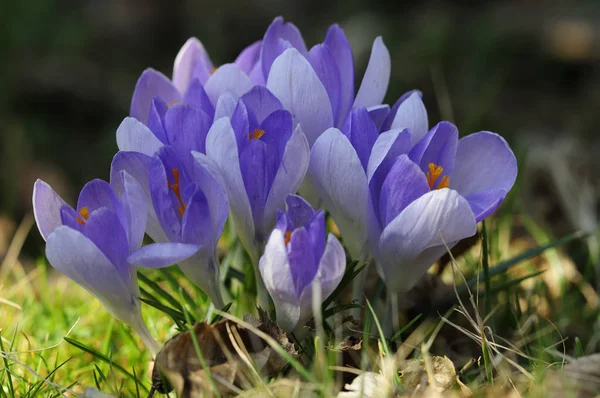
[
  {"left": 264, "top": 17, "right": 391, "bottom": 146},
  {"left": 259, "top": 195, "right": 345, "bottom": 332},
  {"left": 130, "top": 37, "right": 258, "bottom": 125},
  {"left": 367, "top": 121, "right": 518, "bottom": 294},
  {"left": 33, "top": 175, "right": 200, "bottom": 355},
  {"left": 111, "top": 115, "right": 228, "bottom": 307},
  {"left": 205, "top": 85, "right": 309, "bottom": 307}
]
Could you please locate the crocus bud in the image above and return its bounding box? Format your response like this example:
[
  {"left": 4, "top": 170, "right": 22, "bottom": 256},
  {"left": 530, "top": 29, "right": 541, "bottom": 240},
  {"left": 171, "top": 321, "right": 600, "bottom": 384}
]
[{"left": 259, "top": 195, "right": 345, "bottom": 332}]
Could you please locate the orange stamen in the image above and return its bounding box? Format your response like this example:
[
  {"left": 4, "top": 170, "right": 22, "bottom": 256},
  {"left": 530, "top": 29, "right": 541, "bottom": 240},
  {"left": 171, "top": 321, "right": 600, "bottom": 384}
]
[
  {"left": 166, "top": 99, "right": 182, "bottom": 109},
  {"left": 284, "top": 230, "right": 292, "bottom": 245},
  {"left": 76, "top": 206, "right": 89, "bottom": 225},
  {"left": 248, "top": 128, "right": 266, "bottom": 140},
  {"left": 425, "top": 163, "right": 450, "bottom": 190},
  {"left": 211, "top": 66, "right": 218, "bottom": 75},
  {"left": 167, "top": 168, "right": 187, "bottom": 217}
]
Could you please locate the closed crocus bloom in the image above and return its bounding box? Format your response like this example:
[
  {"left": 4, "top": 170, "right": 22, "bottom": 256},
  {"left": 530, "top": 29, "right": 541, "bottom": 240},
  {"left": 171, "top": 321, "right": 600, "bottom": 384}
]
[
  {"left": 130, "top": 37, "right": 257, "bottom": 125},
  {"left": 206, "top": 86, "right": 309, "bottom": 265},
  {"left": 259, "top": 195, "right": 345, "bottom": 332},
  {"left": 367, "top": 122, "right": 518, "bottom": 294},
  {"left": 264, "top": 17, "right": 390, "bottom": 146},
  {"left": 32, "top": 175, "right": 199, "bottom": 354}
]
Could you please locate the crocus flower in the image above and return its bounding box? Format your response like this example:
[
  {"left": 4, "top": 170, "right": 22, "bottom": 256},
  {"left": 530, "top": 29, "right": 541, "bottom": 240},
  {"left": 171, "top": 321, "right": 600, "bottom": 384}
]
[
  {"left": 33, "top": 175, "right": 200, "bottom": 354},
  {"left": 259, "top": 195, "right": 345, "bottom": 332},
  {"left": 308, "top": 99, "right": 422, "bottom": 262},
  {"left": 264, "top": 17, "right": 391, "bottom": 146},
  {"left": 205, "top": 85, "right": 309, "bottom": 265},
  {"left": 367, "top": 122, "right": 518, "bottom": 293},
  {"left": 130, "top": 37, "right": 258, "bottom": 125},
  {"left": 111, "top": 115, "right": 229, "bottom": 307}
]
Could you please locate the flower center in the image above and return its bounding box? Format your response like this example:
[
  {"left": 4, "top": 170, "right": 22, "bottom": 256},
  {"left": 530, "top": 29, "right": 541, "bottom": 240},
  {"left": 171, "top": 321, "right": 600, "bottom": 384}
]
[
  {"left": 284, "top": 230, "right": 292, "bottom": 245},
  {"left": 75, "top": 207, "right": 89, "bottom": 225},
  {"left": 166, "top": 99, "right": 182, "bottom": 109},
  {"left": 167, "top": 168, "right": 187, "bottom": 217},
  {"left": 426, "top": 163, "right": 450, "bottom": 190},
  {"left": 248, "top": 128, "right": 266, "bottom": 141}
]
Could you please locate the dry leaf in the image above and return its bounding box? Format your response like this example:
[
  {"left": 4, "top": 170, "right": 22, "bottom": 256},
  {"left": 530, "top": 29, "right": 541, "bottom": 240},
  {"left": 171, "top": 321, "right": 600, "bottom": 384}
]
[
  {"left": 544, "top": 354, "right": 600, "bottom": 397},
  {"left": 235, "top": 378, "right": 319, "bottom": 397},
  {"left": 399, "top": 356, "right": 458, "bottom": 395},
  {"left": 337, "top": 372, "right": 394, "bottom": 398},
  {"left": 151, "top": 310, "right": 298, "bottom": 397}
]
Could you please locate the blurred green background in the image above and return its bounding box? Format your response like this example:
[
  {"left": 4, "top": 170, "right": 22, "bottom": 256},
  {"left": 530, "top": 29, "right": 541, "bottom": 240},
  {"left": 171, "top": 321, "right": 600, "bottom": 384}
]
[{"left": 2, "top": 0, "right": 600, "bottom": 258}]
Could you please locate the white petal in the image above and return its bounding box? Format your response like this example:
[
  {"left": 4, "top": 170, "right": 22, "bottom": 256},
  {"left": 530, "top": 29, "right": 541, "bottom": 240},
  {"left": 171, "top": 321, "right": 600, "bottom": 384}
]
[
  {"left": 204, "top": 64, "right": 253, "bottom": 106},
  {"left": 116, "top": 117, "right": 163, "bottom": 156},
  {"left": 353, "top": 37, "right": 391, "bottom": 109}
]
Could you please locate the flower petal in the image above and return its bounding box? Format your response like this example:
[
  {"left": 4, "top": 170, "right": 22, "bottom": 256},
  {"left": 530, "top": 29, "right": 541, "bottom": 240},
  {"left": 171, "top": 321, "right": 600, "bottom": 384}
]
[
  {"left": 315, "top": 233, "right": 345, "bottom": 300},
  {"left": 367, "top": 104, "right": 390, "bottom": 131},
  {"left": 183, "top": 79, "right": 215, "bottom": 118},
  {"left": 147, "top": 98, "right": 168, "bottom": 143},
  {"left": 263, "top": 124, "right": 310, "bottom": 240},
  {"left": 164, "top": 104, "right": 212, "bottom": 170},
  {"left": 261, "top": 17, "right": 307, "bottom": 80},
  {"left": 76, "top": 179, "right": 126, "bottom": 224},
  {"left": 235, "top": 40, "right": 262, "bottom": 75},
  {"left": 307, "top": 44, "right": 341, "bottom": 125},
  {"left": 308, "top": 128, "right": 368, "bottom": 261},
  {"left": 116, "top": 117, "right": 163, "bottom": 157},
  {"left": 390, "top": 91, "right": 428, "bottom": 144},
  {"left": 46, "top": 226, "right": 138, "bottom": 324},
  {"left": 409, "top": 121, "right": 458, "bottom": 177},
  {"left": 285, "top": 194, "right": 315, "bottom": 229},
  {"left": 178, "top": 253, "right": 223, "bottom": 308},
  {"left": 181, "top": 188, "right": 212, "bottom": 246},
  {"left": 324, "top": 24, "right": 355, "bottom": 127},
  {"left": 130, "top": 69, "right": 181, "bottom": 124},
  {"left": 266, "top": 48, "right": 333, "bottom": 146},
  {"left": 110, "top": 151, "right": 167, "bottom": 243},
  {"left": 259, "top": 229, "right": 298, "bottom": 331},
  {"left": 116, "top": 170, "right": 147, "bottom": 252},
  {"left": 191, "top": 152, "right": 229, "bottom": 246},
  {"left": 377, "top": 189, "right": 476, "bottom": 293},
  {"left": 172, "top": 37, "right": 213, "bottom": 92},
  {"left": 353, "top": 37, "right": 390, "bottom": 109},
  {"left": 341, "top": 106, "right": 379, "bottom": 171},
  {"left": 33, "top": 179, "right": 67, "bottom": 241},
  {"left": 206, "top": 118, "right": 256, "bottom": 261},
  {"left": 240, "top": 85, "right": 283, "bottom": 124},
  {"left": 127, "top": 242, "right": 201, "bottom": 268},
  {"left": 204, "top": 64, "right": 253, "bottom": 105},
  {"left": 451, "top": 132, "right": 518, "bottom": 197},
  {"left": 288, "top": 227, "right": 319, "bottom": 298},
  {"left": 378, "top": 155, "right": 430, "bottom": 227},
  {"left": 463, "top": 189, "right": 508, "bottom": 222},
  {"left": 214, "top": 92, "right": 237, "bottom": 121}
]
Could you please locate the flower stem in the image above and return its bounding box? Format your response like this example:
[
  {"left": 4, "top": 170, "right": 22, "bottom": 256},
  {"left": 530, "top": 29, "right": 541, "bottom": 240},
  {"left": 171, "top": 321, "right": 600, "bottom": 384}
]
[
  {"left": 383, "top": 291, "right": 399, "bottom": 339},
  {"left": 131, "top": 317, "right": 161, "bottom": 357}
]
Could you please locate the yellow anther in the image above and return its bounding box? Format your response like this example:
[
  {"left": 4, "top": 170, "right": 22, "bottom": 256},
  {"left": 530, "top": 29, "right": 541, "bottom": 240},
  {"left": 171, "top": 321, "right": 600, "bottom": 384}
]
[
  {"left": 425, "top": 163, "right": 450, "bottom": 190},
  {"left": 76, "top": 206, "right": 89, "bottom": 225},
  {"left": 284, "top": 230, "right": 292, "bottom": 245},
  {"left": 166, "top": 99, "right": 182, "bottom": 109},
  {"left": 248, "top": 128, "right": 266, "bottom": 140}
]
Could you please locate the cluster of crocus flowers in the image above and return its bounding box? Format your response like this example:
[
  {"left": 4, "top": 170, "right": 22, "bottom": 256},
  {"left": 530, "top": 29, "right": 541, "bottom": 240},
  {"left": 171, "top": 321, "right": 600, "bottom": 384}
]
[{"left": 32, "top": 15, "right": 517, "bottom": 350}]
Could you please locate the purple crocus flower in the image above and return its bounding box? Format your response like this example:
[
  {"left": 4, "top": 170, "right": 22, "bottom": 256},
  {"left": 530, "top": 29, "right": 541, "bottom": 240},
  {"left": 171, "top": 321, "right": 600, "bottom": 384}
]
[
  {"left": 206, "top": 85, "right": 309, "bottom": 265},
  {"left": 263, "top": 17, "right": 391, "bottom": 146},
  {"left": 112, "top": 114, "right": 228, "bottom": 307},
  {"left": 130, "top": 37, "right": 258, "bottom": 125},
  {"left": 259, "top": 195, "right": 345, "bottom": 332},
  {"left": 32, "top": 174, "right": 199, "bottom": 354},
  {"left": 367, "top": 122, "right": 518, "bottom": 293}
]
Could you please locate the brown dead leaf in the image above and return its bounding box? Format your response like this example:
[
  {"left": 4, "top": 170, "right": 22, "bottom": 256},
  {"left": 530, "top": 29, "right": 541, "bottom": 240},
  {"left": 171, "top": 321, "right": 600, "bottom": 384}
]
[
  {"left": 399, "top": 356, "right": 459, "bottom": 396},
  {"left": 151, "top": 310, "right": 298, "bottom": 397}
]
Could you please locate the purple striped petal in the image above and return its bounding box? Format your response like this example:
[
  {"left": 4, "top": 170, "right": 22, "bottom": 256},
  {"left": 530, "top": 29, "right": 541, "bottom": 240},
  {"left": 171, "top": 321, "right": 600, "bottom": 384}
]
[
  {"left": 285, "top": 194, "right": 315, "bottom": 229},
  {"left": 77, "top": 179, "right": 126, "bottom": 227},
  {"left": 127, "top": 242, "right": 201, "bottom": 268},
  {"left": 378, "top": 155, "right": 429, "bottom": 228},
  {"left": 324, "top": 24, "right": 355, "bottom": 127},
  {"left": 377, "top": 189, "right": 476, "bottom": 293},
  {"left": 288, "top": 227, "right": 319, "bottom": 298},
  {"left": 240, "top": 85, "right": 283, "bottom": 124},
  {"left": 183, "top": 79, "right": 215, "bottom": 118},
  {"left": 390, "top": 91, "right": 428, "bottom": 144},
  {"left": 267, "top": 48, "right": 333, "bottom": 146},
  {"left": 116, "top": 171, "right": 147, "bottom": 252},
  {"left": 116, "top": 117, "right": 163, "bottom": 157},
  {"left": 353, "top": 37, "right": 390, "bottom": 109},
  {"left": 214, "top": 93, "right": 237, "bottom": 121},
  {"left": 307, "top": 44, "right": 341, "bottom": 125},
  {"left": 235, "top": 41, "right": 262, "bottom": 75},
  {"left": 381, "top": 89, "right": 422, "bottom": 132},
  {"left": 130, "top": 69, "right": 181, "bottom": 125},
  {"left": 173, "top": 37, "right": 213, "bottom": 91},
  {"left": 147, "top": 98, "right": 168, "bottom": 143},
  {"left": 367, "top": 104, "right": 390, "bottom": 131},
  {"left": 409, "top": 121, "right": 458, "bottom": 177},
  {"left": 204, "top": 64, "right": 253, "bottom": 105},
  {"left": 181, "top": 189, "right": 212, "bottom": 245},
  {"left": 33, "top": 179, "right": 67, "bottom": 241},
  {"left": 46, "top": 226, "right": 138, "bottom": 324},
  {"left": 261, "top": 17, "right": 307, "bottom": 80},
  {"left": 164, "top": 104, "right": 212, "bottom": 170},
  {"left": 341, "top": 106, "right": 379, "bottom": 171}
]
